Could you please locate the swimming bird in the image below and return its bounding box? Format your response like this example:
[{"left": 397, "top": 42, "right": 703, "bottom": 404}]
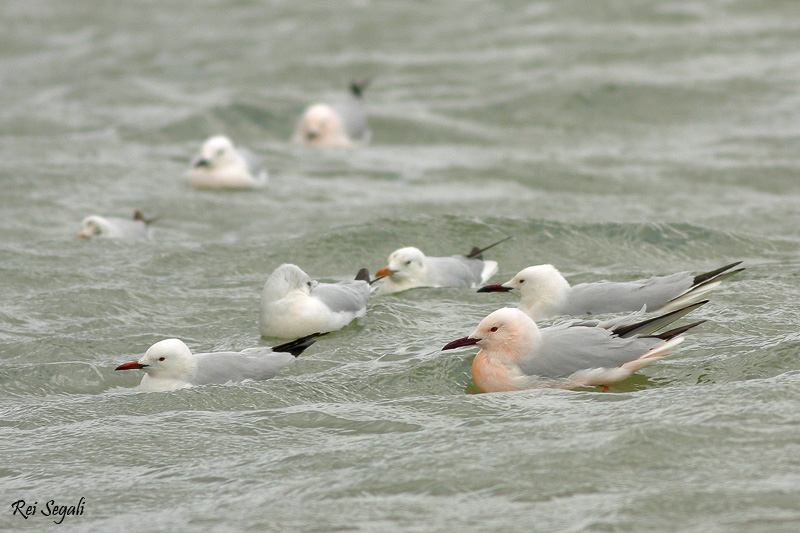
[
  {"left": 259, "top": 264, "right": 371, "bottom": 338},
  {"left": 115, "top": 333, "right": 322, "bottom": 392},
  {"left": 78, "top": 210, "right": 156, "bottom": 240},
  {"left": 187, "top": 135, "right": 267, "bottom": 189},
  {"left": 442, "top": 302, "right": 707, "bottom": 393},
  {"left": 374, "top": 237, "right": 510, "bottom": 295},
  {"left": 292, "top": 80, "right": 371, "bottom": 148},
  {"left": 478, "top": 262, "right": 743, "bottom": 321}
]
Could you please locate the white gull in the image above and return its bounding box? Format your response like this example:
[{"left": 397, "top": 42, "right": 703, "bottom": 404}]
[
  {"left": 115, "top": 334, "right": 321, "bottom": 392},
  {"left": 78, "top": 210, "right": 156, "bottom": 240},
  {"left": 187, "top": 135, "right": 267, "bottom": 189},
  {"left": 375, "top": 237, "right": 510, "bottom": 295},
  {"left": 259, "top": 264, "right": 371, "bottom": 338},
  {"left": 478, "top": 262, "right": 743, "bottom": 321}
]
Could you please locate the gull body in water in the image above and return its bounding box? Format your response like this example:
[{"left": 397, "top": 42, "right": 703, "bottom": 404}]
[
  {"left": 443, "top": 302, "right": 708, "bottom": 393},
  {"left": 188, "top": 135, "right": 267, "bottom": 189},
  {"left": 292, "top": 80, "right": 371, "bottom": 148},
  {"left": 78, "top": 210, "right": 156, "bottom": 240},
  {"left": 259, "top": 264, "right": 371, "bottom": 338},
  {"left": 115, "top": 334, "right": 322, "bottom": 392},
  {"left": 479, "top": 262, "right": 743, "bottom": 321},
  {"left": 375, "top": 237, "right": 510, "bottom": 295}
]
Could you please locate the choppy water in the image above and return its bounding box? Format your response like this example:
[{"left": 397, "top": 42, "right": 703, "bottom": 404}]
[{"left": 2, "top": 1, "right": 800, "bottom": 531}]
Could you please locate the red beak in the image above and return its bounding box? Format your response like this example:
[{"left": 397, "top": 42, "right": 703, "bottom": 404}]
[
  {"left": 115, "top": 361, "right": 148, "bottom": 371},
  {"left": 375, "top": 267, "right": 393, "bottom": 278},
  {"left": 442, "top": 337, "right": 480, "bottom": 350}
]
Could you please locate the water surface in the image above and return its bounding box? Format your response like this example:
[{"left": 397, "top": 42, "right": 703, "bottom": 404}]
[{"left": 2, "top": 1, "right": 800, "bottom": 531}]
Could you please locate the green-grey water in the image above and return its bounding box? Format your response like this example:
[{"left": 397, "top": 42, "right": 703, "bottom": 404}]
[{"left": 2, "top": 1, "right": 800, "bottom": 531}]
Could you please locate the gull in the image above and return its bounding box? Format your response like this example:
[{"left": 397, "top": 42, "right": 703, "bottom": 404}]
[
  {"left": 78, "top": 210, "right": 156, "bottom": 240},
  {"left": 442, "top": 302, "right": 707, "bottom": 393},
  {"left": 115, "top": 333, "right": 322, "bottom": 392},
  {"left": 259, "top": 264, "right": 371, "bottom": 338},
  {"left": 187, "top": 135, "right": 267, "bottom": 189},
  {"left": 374, "top": 237, "right": 511, "bottom": 295},
  {"left": 292, "top": 80, "right": 371, "bottom": 148},
  {"left": 478, "top": 262, "right": 743, "bottom": 321}
]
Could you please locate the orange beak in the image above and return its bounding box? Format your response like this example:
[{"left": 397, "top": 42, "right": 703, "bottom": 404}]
[{"left": 375, "top": 267, "right": 394, "bottom": 278}]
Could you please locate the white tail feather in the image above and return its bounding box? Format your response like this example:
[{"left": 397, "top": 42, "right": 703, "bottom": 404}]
[
  {"left": 657, "top": 281, "right": 721, "bottom": 313},
  {"left": 620, "top": 336, "right": 684, "bottom": 374},
  {"left": 480, "top": 261, "right": 499, "bottom": 285}
]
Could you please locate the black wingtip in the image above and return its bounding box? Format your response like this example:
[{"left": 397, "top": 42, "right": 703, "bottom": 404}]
[
  {"left": 611, "top": 299, "right": 709, "bottom": 338},
  {"left": 349, "top": 78, "right": 373, "bottom": 98},
  {"left": 355, "top": 268, "right": 371, "bottom": 283},
  {"left": 133, "top": 210, "right": 159, "bottom": 225},
  {"left": 465, "top": 236, "right": 512, "bottom": 260},
  {"left": 468, "top": 247, "right": 483, "bottom": 260},
  {"left": 271, "top": 332, "right": 327, "bottom": 357},
  {"left": 649, "top": 320, "right": 706, "bottom": 341},
  {"left": 693, "top": 261, "right": 744, "bottom": 287}
]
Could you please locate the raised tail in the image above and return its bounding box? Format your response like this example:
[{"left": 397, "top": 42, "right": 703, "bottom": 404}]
[
  {"left": 612, "top": 300, "right": 708, "bottom": 338},
  {"left": 349, "top": 78, "right": 373, "bottom": 98},
  {"left": 465, "top": 236, "right": 512, "bottom": 260},
  {"left": 660, "top": 262, "right": 744, "bottom": 313},
  {"left": 355, "top": 268, "right": 371, "bottom": 283},
  {"left": 133, "top": 210, "right": 159, "bottom": 225},
  {"left": 271, "top": 332, "right": 327, "bottom": 357},
  {"left": 693, "top": 261, "right": 743, "bottom": 286}
]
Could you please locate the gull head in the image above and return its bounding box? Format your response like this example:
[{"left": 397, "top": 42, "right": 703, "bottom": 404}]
[
  {"left": 116, "top": 338, "right": 196, "bottom": 382},
  {"left": 376, "top": 247, "right": 427, "bottom": 283},
  {"left": 480, "top": 264, "right": 570, "bottom": 319},
  {"left": 443, "top": 307, "right": 541, "bottom": 363},
  {"left": 294, "top": 104, "right": 348, "bottom": 147},
  {"left": 78, "top": 216, "right": 114, "bottom": 239},
  {"left": 263, "top": 264, "right": 316, "bottom": 300},
  {"left": 507, "top": 265, "right": 568, "bottom": 295},
  {"left": 192, "top": 135, "right": 241, "bottom": 170}
]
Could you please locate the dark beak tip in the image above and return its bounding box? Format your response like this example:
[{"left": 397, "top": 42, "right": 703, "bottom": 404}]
[
  {"left": 477, "top": 284, "right": 511, "bottom": 293},
  {"left": 442, "top": 337, "right": 480, "bottom": 351}
]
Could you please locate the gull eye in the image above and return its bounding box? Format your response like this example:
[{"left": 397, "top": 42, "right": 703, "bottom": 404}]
[
  {"left": 519, "top": 279, "right": 525, "bottom": 284},
  {"left": 490, "top": 326, "right": 498, "bottom": 332},
  {"left": 158, "top": 357, "right": 165, "bottom": 361},
  {"left": 405, "top": 260, "right": 412, "bottom": 265},
  {"left": 307, "top": 281, "right": 313, "bottom": 287},
  {"left": 216, "top": 148, "right": 226, "bottom": 156}
]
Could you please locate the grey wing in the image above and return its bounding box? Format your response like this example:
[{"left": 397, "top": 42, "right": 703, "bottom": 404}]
[
  {"left": 426, "top": 256, "right": 485, "bottom": 288},
  {"left": 517, "top": 326, "right": 662, "bottom": 380},
  {"left": 238, "top": 147, "right": 266, "bottom": 179},
  {"left": 335, "top": 95, "right": 370, "bottom": 143},
  {"left": 107, "top": 217, "right": 150, "bottom": 240},
  {"left": 193, "top": 351, "right": 295, "bottom": 385},
  {"left": 312, "top": 280, "right": 370, "bottom": 313},
  {"left": 565, "top": 273, "right": 693, "bottom": 315}
]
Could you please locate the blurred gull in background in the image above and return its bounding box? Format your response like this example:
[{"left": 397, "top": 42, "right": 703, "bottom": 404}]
[
  {"left": 187, "top": 135, "right": 267, "bottom": 189},
  {"left": 292, "top": 80, "right": 372, "bottom": 148},
  {"left": 78, "top": 210, "right": 156, "bottom": 240}
]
